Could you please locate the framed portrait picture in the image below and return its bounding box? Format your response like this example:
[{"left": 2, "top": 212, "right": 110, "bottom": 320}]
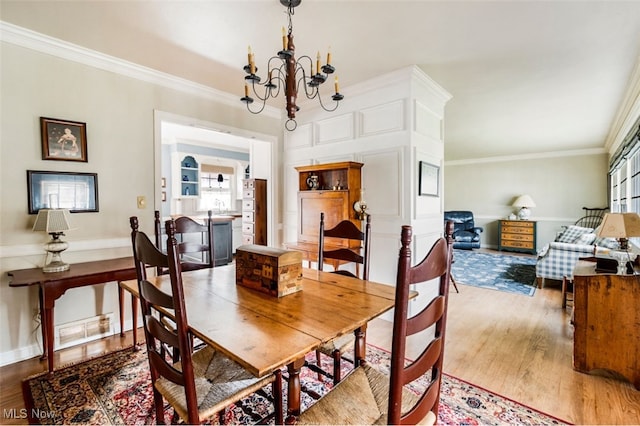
[
  {"left": 40, "top": 117, "right": 88, "bottom": 162},
  {"left": 418, "top": 161, "right": 439, "bottom": 197},
  {"left": 27, "top": 170, "right": 99, "bottom": 214}
]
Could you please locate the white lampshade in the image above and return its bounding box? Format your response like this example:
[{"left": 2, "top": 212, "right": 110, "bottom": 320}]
[
  {"left": 512, "top": 195, "right": 536, "bottom": 208},
  {"left": 32, "top": 209, "right": 72, "bottom": 233},
  {"left": 512, "top": 195, "right": 536, "bottom": 220},
  {"left": 32, "top": 209, "right": 73, "bottom": 273}
]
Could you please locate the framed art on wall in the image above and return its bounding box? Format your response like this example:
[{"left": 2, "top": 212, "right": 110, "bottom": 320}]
[
  {"left": 27, "top": 170, "right": 99, "bottom": 214},
  {"left": 40, "top": 117, "right": 88, "bottom": 162},
  {"left": 418, "top": 161, "right": 439, "bottom": 197}
]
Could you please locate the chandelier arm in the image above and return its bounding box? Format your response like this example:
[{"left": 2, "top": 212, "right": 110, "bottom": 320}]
[
  {"left": 315, "top": 91, "right": 342, "bottom": 112},
  {"left": 248, "top": 79, "right": 273, "bottom": 103},
  {"left": 293, "top": 59, "right": 317, "bottom": 99},
  {"left": 244, "top": 95, "right": 270, "bottom": 115}
]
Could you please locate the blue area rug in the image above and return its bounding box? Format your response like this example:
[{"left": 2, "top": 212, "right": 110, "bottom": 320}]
[{"left": 452, "top": 250, "right": 537, "bottom": 296}]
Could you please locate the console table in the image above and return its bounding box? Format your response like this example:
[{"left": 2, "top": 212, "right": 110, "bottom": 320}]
[
  {"left": 573, "top": 260, "right": 640, "bottom": 389},
  {"left": 8, "top": 257, "right": 136, "bottom": 372}
]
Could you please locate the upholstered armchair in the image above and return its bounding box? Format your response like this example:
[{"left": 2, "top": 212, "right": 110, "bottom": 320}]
[{"left": 443, "top": 211, "right": 483, "bottom": 249}]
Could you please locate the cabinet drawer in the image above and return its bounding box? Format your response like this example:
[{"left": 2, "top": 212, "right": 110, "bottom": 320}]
[
  {"left": 243, "top": 223, "right": 254, "bottom": 234},
  {"left": 502, "top": 225, "right": 533, "bottom": 234},
  {"left": 501, "top": 240, "right": 534, "bottom": 249},
  {"left": 243, "top": 180, "right": 255, "bottom": 190},
  {"left": 502, "top": 220, "right": 534, "bottom": 229},
  {"left": 242, "top": 211, "right": 254, "bottom": 222},
  {"left": 243, "top": 190, "right": 254, "bottom": 199},
  {"left": 502, "top": 233, "right": 534, "bottom": 242},
  {"left": 242, "top": 200, "right": 255, "bottom": 211},
  {"left": 242, "top": 234, "right": 254, "bottom": 244}
]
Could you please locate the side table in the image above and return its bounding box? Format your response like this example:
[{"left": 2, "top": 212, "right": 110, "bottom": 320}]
[{"left": 8, "top": 257, "right": 137, "bottom": 372}]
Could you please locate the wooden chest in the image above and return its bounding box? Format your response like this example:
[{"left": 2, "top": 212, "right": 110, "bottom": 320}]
[
  {"left": 236, "top": 245, "right": 303, "bottom": 297},
  {"left": 498, "top": 220, "right": 537, "bottom": 254}
]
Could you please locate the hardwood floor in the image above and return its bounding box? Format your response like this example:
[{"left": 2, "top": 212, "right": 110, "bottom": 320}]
[
  {"left": 368, "top": 263, "right": 640, "bottom": 425},
  {"left": 2, "top": 254, "right": 639, "bottom": 424}
]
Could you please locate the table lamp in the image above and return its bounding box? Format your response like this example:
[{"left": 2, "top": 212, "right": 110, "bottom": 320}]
[
  {"left": 597, "top": 212, "right": 640, "bottom": 251},
  {"left": 513, "top": 194, "right": 536, "bottom": 220},
  {"left": 32, "top": 209, "right": 73, "bottom": 273}
]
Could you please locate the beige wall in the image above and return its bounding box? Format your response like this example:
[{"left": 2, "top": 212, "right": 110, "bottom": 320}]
[
  {"left": 444, "top": 152, "right": 609, "bottom": 250},
  {"left": 0, "top": 42, "right": 280, "bottom": 363}
]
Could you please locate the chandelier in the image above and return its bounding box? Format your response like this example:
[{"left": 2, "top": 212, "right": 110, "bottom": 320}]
[{"left": 240, "top": 0, "right": 343, "bottom": 131}]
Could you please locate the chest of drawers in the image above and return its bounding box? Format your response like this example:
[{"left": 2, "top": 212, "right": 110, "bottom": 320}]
[
  {"left": 242, "top": 178, "right": 267, "bottom": 245},
  {"left": 498, "top": 220, "right": 537, "bottom": 254}
]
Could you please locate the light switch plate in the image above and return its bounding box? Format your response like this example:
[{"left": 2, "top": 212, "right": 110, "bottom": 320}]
[{"left": 137, "top": 196, "right": 146, "bottom": 209}]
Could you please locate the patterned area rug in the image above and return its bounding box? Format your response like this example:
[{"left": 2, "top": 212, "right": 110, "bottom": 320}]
[
  {"left": 452, "top": 249, "right": 538, "bottom": 296},
  {"left": 23, "top": 345, "right": 567, "bottom": 425}
]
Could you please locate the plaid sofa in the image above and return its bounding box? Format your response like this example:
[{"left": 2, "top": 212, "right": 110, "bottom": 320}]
[
  {"left": 535, "top": 224, "right": 618, "bottom": 287},
  {"left": 535, "top": 242, "right": 595, "bottom": 285}
]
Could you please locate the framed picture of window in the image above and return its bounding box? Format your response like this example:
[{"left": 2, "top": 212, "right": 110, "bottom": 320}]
[
  {"left": 40, "top": 117, "right": 88, "bottom": 162},
  {"left": 27, "top": 170, "right": 99, "bottom": 214},
  {"left": 418, "top": 161, "right": 439, "bottom": 197}
]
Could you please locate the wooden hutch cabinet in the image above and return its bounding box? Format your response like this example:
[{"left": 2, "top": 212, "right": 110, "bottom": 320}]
[
  {"left": 242, "top": 178, "right": 267, "bottom": 245},
  {"left": 285, "top": 161, "right": 363, "bottom": 264}
]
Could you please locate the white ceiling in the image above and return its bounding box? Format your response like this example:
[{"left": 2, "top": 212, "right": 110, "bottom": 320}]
[{"left": 2, "top": 0, "right": 640, "bottom": 160}]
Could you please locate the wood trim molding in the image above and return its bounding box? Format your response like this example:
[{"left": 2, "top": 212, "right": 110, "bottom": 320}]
[{"left": 0, "top": 21, "right": 280, "bottom": 119}]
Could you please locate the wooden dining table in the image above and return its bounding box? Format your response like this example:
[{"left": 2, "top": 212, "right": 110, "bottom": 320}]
[{"left": 119, "top": 264, "right": 402, "bottom": 420}]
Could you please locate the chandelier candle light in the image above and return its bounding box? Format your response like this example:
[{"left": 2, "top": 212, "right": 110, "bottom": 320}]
[
  {"left": 32, "top": 209, "right": 73, "bottom": 273},
  {"left": 240, "top": 0, "right": 343, "bottom": 131}
]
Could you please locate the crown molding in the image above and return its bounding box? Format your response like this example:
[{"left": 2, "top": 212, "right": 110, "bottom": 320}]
[
  {"left": 445, "top": 147, "right": 607, "bottom": 166},
  {"left": 604, "top": 54, "right": 640, "bottom": 154},
  {"left": 0, "top": 21, "right": 280, "bottom": 119}
]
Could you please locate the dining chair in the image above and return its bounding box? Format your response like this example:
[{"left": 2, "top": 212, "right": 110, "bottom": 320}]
[
  {"left": 314, "top": 212, "right": 372, "bottom": 384},
  {"left": 124, "top": 211, "right": 215, "bottom": 350},
  {"left": 298, "top": 221, "right": 454, "bottom": 425},
  {"left": 154, "top": 210, "right": 215, "bottom": 272},
  {"left": 130, "top": 217, "right": 283, "bottom": 425}
]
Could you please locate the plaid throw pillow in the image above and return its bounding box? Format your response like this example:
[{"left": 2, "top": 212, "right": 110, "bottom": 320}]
[
  {"left": 594, "top": 236, "right": 619, "bottom": 249},
  {"left": 574, "top": 233, "right": 596, "bottom": 245},
  {"left": 557, "top": 225, "right": 594, "bottom": 243}
]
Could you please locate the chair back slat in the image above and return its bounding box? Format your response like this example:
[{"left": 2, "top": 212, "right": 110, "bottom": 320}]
[
  {"left": 139, "top": 277, "right": 173, "bottom": 309},
  {"left": 387, "top": 221, "right": 454, "bottom": 425},
  {"left": 318, "top": 212, "right": 371, "bottom": 280},
  {"left": 406, "top": 295, "right": 445, "bottom": 336},
  {"left": 154, "top": 210, "right": 215, "bottom": 270},
  {"left": 148, "top": 350, "right": 186, "bottom": 385}
]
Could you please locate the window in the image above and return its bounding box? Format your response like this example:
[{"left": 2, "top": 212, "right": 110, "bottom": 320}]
[
  {"left": 199, "top": 168, "right": 232, "bottom": 212},
  {"left": 609, "top": 120, "right": 640, "bottom": 214}
]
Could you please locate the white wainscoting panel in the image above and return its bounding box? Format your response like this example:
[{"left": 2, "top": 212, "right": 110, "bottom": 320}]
[
  {"left": 284, "top": 123, "right": 313, "bottom": 150},
  {"left": 316, "top": 113, "right": 355, "bottom": 144},
  {"left": 414, "top": 100, "right": 442, "bottom": 141},
  {"left": 360, "top": 100, "right": 405, "bottom": 137},
  {"left": 283, "top": 211, "right": 299, "bottom": 246},
  {"left": 285, "top": 160, "right": 309, "bottom": 212},
  {"left": 361, "top": 149, "right": 402, "bottom": 219}
]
